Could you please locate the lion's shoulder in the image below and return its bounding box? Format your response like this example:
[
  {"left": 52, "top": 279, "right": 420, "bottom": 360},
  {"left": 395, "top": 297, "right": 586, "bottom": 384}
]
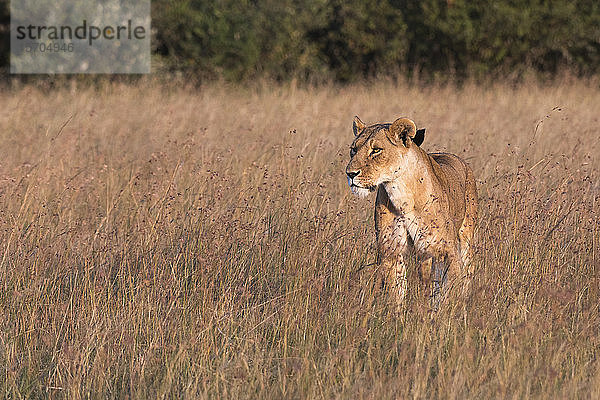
[
  {"left": 429, "top": 152, "right": 466, "bottom": 168},
  {"left": 429, "top": 152, "right": 470, "bottom": 181}
]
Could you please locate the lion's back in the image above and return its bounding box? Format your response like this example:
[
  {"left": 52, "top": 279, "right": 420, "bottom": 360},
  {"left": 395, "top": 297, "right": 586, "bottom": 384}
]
[{"left": 429, "top": 152, "right": 477, "bottom": 230}]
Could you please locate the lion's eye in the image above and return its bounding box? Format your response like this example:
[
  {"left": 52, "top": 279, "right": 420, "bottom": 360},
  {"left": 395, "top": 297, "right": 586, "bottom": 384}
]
[
  {"left": 350, "top": 147, "right": 357, "bottom": 157},
  {"left": 370, "top": 148, "right": 382, "bottom": 156}
]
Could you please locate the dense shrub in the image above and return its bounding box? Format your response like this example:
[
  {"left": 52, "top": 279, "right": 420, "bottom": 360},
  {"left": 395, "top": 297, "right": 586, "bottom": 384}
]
[{"left": 1, "top": 0, "right": 599, "bottom": 80}]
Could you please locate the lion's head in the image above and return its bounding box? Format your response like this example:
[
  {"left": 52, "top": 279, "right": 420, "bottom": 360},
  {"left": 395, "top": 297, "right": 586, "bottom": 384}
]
[{"left": 345, "top": 116, "right": 425, "bottom": 197}]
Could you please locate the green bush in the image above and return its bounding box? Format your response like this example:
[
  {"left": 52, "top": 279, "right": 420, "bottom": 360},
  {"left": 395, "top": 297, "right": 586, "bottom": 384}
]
[
  {"left": 1, "top": 0, "right": 599, "bottom": 81},
  {"left": 152, "top": 0, "right": 409, "bottom": 81},
  {"left": 0, "top": 1, "right": 9, "bottom": 75}
]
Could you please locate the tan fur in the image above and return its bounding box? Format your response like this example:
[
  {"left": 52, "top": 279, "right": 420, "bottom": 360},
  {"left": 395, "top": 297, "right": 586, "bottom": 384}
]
[{"left": 346, "top": 116, "right": 478, "bottom": 309}]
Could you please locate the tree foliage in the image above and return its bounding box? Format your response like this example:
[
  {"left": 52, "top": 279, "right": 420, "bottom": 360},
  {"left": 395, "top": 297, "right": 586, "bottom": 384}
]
[
  {"left": 152, "top": 0, "right": 600, "bottom": 81},
  {"left": 1, "top": 0, "right": 599, "bottom": 80}
]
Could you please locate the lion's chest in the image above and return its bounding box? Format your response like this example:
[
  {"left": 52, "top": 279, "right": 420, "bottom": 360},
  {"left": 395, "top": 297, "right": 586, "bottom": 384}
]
[
  {"left": 378, "top": 212, "right": 426, "bottom": 256},
  {"left": 383, "top": 182, "right": 439, "bottom": 256},
  {"left": 397, "top": 212, "right": 430, "bottom": 254}
]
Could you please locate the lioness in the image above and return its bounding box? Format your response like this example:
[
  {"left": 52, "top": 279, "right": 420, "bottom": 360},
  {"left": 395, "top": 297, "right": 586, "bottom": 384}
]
[{"left": 346, "top": 116, "right": 477, "bottom": 308}]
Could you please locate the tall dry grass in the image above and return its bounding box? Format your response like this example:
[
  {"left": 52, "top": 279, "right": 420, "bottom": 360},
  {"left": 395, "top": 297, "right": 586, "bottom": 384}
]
[{"left": 0, "top": 78, "right": 599, "bottom": 398}]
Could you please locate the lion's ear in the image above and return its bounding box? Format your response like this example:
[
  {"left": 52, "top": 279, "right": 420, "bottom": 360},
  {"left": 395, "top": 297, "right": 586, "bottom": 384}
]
[
  {"left": 353, "top": 116, "right": 366, "bottom": 136},
  {"left": 388, "top": 118, "right": 417, "bottom": 146},
  {"left": 413, "top": 128, "right": 426, "bottom": 146}
]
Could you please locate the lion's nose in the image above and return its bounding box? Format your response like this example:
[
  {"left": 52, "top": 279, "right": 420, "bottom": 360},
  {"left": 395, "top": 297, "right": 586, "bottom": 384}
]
[{"left": 346, "top": 170, "right": 360, "bottom": 180}]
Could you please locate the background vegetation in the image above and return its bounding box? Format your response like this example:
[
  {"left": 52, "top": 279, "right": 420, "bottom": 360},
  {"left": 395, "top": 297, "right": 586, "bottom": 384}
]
[
  {"left": 1, "top": 0, "right": 599, "bottom": 398},
  {"left": 1, "top": 0, "right": 600, "bottom": 81},
  {"left": 1, "top": 79, "right": 598, "bottom": 398}
]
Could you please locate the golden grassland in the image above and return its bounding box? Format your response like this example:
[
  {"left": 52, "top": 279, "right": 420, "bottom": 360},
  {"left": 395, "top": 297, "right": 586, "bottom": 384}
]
[{"left": 0, "top": 78, "right": 599, "bottom": 398}]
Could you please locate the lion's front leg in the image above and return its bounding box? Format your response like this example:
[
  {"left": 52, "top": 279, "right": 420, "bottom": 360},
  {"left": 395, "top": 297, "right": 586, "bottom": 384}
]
[
  {"left": 379, "top": 252, "right": 408, "bottom": 310},
  {"left": 377, "top": 221, "right": 410, "bottom": 311},
  {"left": 432, "top": 244, "right": 464, "bottom": 305},
  {"left": 375, "top": 187, "right": 410, "bottom": 310},
  {"left": 419, "top": 257, "right": 433, "bottom": 299}
]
